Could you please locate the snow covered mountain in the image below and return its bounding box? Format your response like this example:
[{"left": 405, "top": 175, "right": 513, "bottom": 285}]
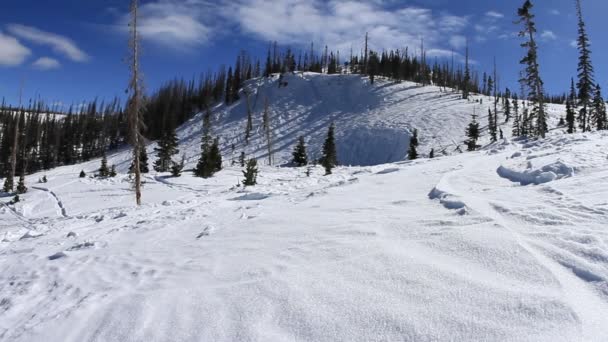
[
  {"left": 144, "top": 72, "right": 563, "bottom": 169},
  {"left": 2, "top": 75, "right": 608, "bottom": 342}
]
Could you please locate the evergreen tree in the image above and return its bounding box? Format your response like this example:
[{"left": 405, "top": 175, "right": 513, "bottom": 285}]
[
  {"left": 292, "top": 136, "right": 308, "bottom": 167},
  {"left": 210, "top": 138, "right": 223, "bottom": 173},
  {"left": 153, "top": 128, "right": 179, "bottom": 172},
  {"left": 429, "top": 148, "right": 435, "bottom": 159},
  {"left": 99, "top": 153, "right": 110, "bottom": 177},
  {"left": 566, "top": 78, "right": 577, "bottom": 133},
  {"left": 488, "top": 109, "right": 497, "bottom": 142},
  {"left": 3, "top": 173, "right": 14, "bottom": 193},
  {"left": 171, "top": 155, "right": 185, "bottom": 177},
  {"left": 408, "top": 140, "right": 418, "bottom": 160},
  {"left": 503, "top": 88, "right": 512, "bottom": 122},
  {"left": 79, "top": 170, "right": 86, "bottom": 178},
  {"left": 130, "top": 147, "right": 149, "bottom": 174},
  {"left": 466, "top": 111, "right": 480, "bottom": 151},
  {"left": 16, "top": 174, "right": 27, "bottom": 194},
  {"left": 517, "top": 0, "right": 547, "bottom": 138},
  {"left": 195, "top": 110, "right": 222, "bottom": 178},
  {"left": 242, "top": 159, "right": 259, "bottom": 186},
  {"left": 512, "top": 95, "right": 521, "bottom": 136},
  {"left": 320, "top": 123, "right": 338, "bottom": 175},
  {"left": 575, "top": 0, "right": 595, "bottom": 132},
  {"left": 109, "top": 165, "right": 117, "bottom": 177},
  {"left": 592, "top": 84, "right": 607, "bottom": 130},
  {"left": 239, "top": 152, "right": 246, "bottom": 167}
]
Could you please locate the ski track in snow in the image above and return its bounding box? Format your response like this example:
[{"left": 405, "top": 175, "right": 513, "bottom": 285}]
[{"left": 1, "top": 74, "right": 608, "bottom": 341}]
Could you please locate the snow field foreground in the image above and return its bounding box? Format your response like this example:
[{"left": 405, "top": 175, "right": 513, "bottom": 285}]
[{"left": 1, "top": 131, "right": 608, "bottom": 341}]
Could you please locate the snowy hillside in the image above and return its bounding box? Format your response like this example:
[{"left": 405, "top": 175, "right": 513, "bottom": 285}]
[
  {"left": 159, "top": 73, "right": 564, "bottom": 168},
  {"left": 2, "top": 76, "right": 608, "bottom": 341}
]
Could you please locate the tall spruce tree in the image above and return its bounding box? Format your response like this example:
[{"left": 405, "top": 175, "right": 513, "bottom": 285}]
[
  {"left": 566, "top": 79, "right": 577, "bottom": 133},
  {"left": 292, "top": 136, "right": 308, "bottom": 167},
  {"left": 408, "top": 129, "right": 419, "bottom": 160},
  {"left": 242, "top": 159, "right": 258, "bottom": 186},
  {"left": 512, "top": 95, "right": 521, "bottom": 136},
  {"left": 488, "top": 109, "right": 497, "bottom": 142},
  {"left": 99, "top": 153, "right": 110, "bottom": 177},
  {"left": 592, "top": 84, "right": 607, "bottom": 130},
  {"left": 575, "top": 0, "right": 595, "bottom": 132},
  {"left": 321, "top": 123, "right": 337, "bottom": 175},
  {"left": 195, "top": 110, "right": 221, "bottom": 178},
  {"left": 153, "top": 128, "right": 179, "bottom": 172},
  {"left": 466, "top": 111, "right": 480, "bottom": 151},
  {"left": 517, "top": 0, "right": 547, "bottom": 138}
]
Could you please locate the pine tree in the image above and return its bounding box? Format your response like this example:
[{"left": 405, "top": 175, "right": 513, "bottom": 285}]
[
  {"left": 408, "top": 140, "right": 418, "bottom": 160},
  {"left": 242, "top": 159, "right": 258, "bottom": 186},
  {"left": 503, "top": 88, "right": 512, "bottom": 122},
  {"left": 109, "top": 165, "right": 117, "bottom": 177},
  {"left": 171, "top": 155, "right": 185, "bottom": 177},
  {"left": 512, "top": 95, "right": 521, "bottom": 136},
  {"left": 292, "top": 136, "right": 308, "bottom": 167},
  {"left": 3, "top": 173, "right": 14, "bottom": 193},
  {"left": 99, "top": 153, "right": 110, "bottom": 177},
  {"left": 466, "top": 111, "right": 480, "bottom": 151},
  {"left": 320, "top": 123, "right": 338, "bottom": 175},
  {"left": 517, "top": 0, "right": 547, "bottom": 138},
  {"left": 575, "top": 0, "right": 595, "bottom": 132},
  {"left": 429, "top": 148, "right": 435, "bottom": 158},
  {"left": 16, "top": 174, "right": 27, "bottom": 194},
  {"left": 488, "top": 109, "right": 497, "bottom": 142},
  {"left": 195, "top": 110, "right": 222, "bottom": 178},
  {"left": 130, "top": 147, "right": 149, "bottom": 174},
  {"left": 239, "top": 152, "right": 246, "bottom": 167},
  {"left": 592, "top": 84, "right": 607, "bottom": 130},
  {"left": 153, "top": 128, "right": 179, "bottom": 172},
  {"left": 566, "top": 78, "right": 577, "bottom": 133},
  {"left": 79, "top": 170, "right": 86, "bottom": 178}
]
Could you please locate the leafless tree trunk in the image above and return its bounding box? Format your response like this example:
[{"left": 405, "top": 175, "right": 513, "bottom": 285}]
[
  {"left": 128, "top": 0, "right": 145, "bottom": 205},
  {"left": 244, "top": 89, "right": 253, "bottom": 144},
  {"left": 262, "top": 98, "right": 273, "bottom": 166}
]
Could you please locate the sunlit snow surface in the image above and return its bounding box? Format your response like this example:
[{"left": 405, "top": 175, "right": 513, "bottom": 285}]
[{"left": 1, "top": 74, "right": 608, "bottom": 341}]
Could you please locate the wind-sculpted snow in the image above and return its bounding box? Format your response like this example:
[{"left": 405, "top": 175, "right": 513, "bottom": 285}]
[
  {"left": 3, "top": 76, "right": 608, "bottom": 341},
  {"left": 497, "top": 161, "right": 574, "bottom": 185}
]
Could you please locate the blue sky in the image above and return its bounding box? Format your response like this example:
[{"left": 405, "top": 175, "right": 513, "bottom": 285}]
[{"left": 1, "top": 0, "right": 607, "bottom": 108}]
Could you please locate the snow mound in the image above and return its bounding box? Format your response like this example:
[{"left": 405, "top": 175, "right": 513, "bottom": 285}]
[
  {"left": 428, "top": 187, "right": 468, "bottom": 215},
  {"left": 497, "top": 161, "right": 574, "bottom": 186},
  {"left": 230, "top": 192, "right": 271, "bottom": 201}
]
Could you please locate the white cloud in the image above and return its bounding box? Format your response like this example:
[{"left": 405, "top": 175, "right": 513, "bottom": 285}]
[
  {"left": 0, "top": 31, "right": 31, "bottom": 66},
  {"left": 7, "top": 24, "right": 88, "bottom": 62},
  {"left": 115, "top": 0, "right": 217, "bottom": 49},
  {"left": 540, "top": 30, "right": 557, "bottom": 41},
  {"left": 32, "top": 57, "right": 61, "bottom": 70},
  {"left": 570, "top": 40, "right": 577, "bottom": 48},
  {"left": 549, "top": 9, "right": 560, "bottom": 15},
  {"left": 449, "top": 35, "right": 467, "bottom": 50},
  {"left": 225, "top": 0, "right": 469, "bottom": 56},
  {"left": 485, "top": 11, "right": 504, "bottom": 19}
]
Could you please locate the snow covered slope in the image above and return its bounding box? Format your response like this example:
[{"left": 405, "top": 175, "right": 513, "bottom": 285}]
[
  {"left": 164, "top": 73, "right": 563, "bottom": 168},
  {"left": 2, "top": 129, "right": 608, "bottom": 341}
]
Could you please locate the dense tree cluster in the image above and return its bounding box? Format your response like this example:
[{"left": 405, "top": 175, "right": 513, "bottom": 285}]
[{"left": 0, "top": 99, "right": 127, "bottom": 181}]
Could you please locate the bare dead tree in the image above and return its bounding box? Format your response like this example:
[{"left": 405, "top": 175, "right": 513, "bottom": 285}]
[
  {"left": 262, "top": 98, "right": 273, "bottom": 166},
  {"left": 128, "top": 0, "right": 145, "bottom": 205},
  {"left": 244, "top": 89, "right": 253, "bottom": 144}
]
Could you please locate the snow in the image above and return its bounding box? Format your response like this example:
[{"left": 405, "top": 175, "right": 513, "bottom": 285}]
[{"left": 1, "top": 74, "right": 608, "bottom": 341}]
